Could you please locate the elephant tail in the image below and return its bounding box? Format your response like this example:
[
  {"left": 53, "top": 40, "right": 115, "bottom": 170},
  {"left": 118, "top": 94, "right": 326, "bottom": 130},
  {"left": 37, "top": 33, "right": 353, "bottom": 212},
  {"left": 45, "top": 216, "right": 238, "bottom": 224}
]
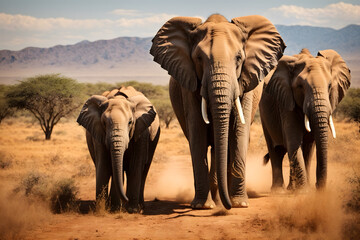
[{"left": 263, "top": 153, "right": 270, "bottom": 165}]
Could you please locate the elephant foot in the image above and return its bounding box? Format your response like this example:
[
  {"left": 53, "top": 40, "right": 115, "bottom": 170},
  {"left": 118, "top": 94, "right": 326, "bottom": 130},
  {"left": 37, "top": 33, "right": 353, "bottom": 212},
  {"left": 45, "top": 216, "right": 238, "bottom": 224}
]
[
  {"left": 125, "top": 203, "right": 143, "bottom": 214},
  {"left": 230, "top": 196, "right": 249, "bottom": 208},
  {"left": 271, "top": 185, "right": 286, "bottom": 195},
  {"left": 287, "top": 182, "right": 296, "bottom": 191},
  {"left": 190, "top": 198, "right": 215, "bottom": 209}
]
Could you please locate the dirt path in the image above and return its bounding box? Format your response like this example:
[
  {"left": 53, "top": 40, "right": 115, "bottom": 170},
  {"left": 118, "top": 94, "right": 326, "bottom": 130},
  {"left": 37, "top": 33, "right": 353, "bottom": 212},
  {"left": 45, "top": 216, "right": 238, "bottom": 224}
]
[
  {"left": 25, "top": 197, "right": 277, "bottom": 240},
  {"left": 1, "top": 120, "right": 359, "bottom": 240}
]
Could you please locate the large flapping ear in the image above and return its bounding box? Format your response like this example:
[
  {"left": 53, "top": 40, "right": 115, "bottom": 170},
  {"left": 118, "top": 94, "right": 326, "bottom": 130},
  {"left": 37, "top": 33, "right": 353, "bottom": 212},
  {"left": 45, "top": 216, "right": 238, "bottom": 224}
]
[
  {"left": 127, "top": 95, "right": 157, "bottom": 141},
  {"left": 150, "top": 17, "right": 203, "bottom": 92},
  {"left": 317, "top": 49, "right": 351, "bottom": 111},
  {"left": 265, "top": 55, "right": 297, "bottom": 111},
  {"left": 232, "top": 15, "right": 286, "bottom": 93},
  {"left": 77, "top": 95, "right": 108, "bottom": 144}
]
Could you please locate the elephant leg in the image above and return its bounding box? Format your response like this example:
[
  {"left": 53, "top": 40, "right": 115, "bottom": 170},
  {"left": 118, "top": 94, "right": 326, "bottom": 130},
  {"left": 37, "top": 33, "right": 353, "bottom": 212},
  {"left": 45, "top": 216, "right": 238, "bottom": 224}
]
[
  {"left": 269, "top": 146, "right": 287, "bottom": 192},
  {"left": 92, "top": 139, "right": 111, "bottom": 204},
  {"left": 180, "top": 89, "right": 214, "bottom": 209},
  {"left": 126, "top": 136, "right": 147, "bottom": 213},
  {"left": 302, "top": 134, "right": 315, "bottom": 184},
  {"left": 96, "top": 164, "right": 111, "bottom": 201},
  {"left": 139, "top": 128, "right": 160, "bottom": 208},
  {"left": 229, "top": 91, "right": 253, "bottom": 208},
  {"left": 281, "top": 111, "right": 308, "bottom": 191},
  {"left": 287, "top": 145, "right": 307, "bottom": 191}
]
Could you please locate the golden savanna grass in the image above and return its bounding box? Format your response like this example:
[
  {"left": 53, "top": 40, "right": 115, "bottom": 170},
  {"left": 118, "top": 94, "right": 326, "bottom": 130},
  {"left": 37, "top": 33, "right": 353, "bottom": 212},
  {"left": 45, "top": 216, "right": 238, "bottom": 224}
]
[{"left": 0, "top": 116, "right": 359, "bottom": 239}]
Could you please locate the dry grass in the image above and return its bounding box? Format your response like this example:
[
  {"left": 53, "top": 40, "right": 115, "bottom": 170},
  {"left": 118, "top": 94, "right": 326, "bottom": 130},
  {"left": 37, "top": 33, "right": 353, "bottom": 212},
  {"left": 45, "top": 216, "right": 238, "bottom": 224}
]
[{"left": 0, "top": 116, "right": 359, "bottom": 239}]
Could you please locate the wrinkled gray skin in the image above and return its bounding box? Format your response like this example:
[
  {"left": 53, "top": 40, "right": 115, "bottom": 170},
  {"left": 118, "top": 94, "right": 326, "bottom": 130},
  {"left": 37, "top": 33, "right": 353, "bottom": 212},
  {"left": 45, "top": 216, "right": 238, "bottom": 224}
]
[
  {"left": 77, "top": 86, "right": 160, "bottom": 213},
  {"left": 260, "top": 49, "right": 351, "bottom": 191},
  {"left": 151, "top": 14, "right": 285, "bottom": 209}
]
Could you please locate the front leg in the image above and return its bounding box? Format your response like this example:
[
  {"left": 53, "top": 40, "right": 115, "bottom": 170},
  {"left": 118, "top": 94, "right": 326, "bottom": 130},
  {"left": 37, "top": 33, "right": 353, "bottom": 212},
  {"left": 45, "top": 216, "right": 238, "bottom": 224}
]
[
  {"left": 126, "top": 135, "right": 148, "bottom": 213},
  {"left": 182, "top": 90, "right": 215, "bottom": 209},
  {"left": 282, "top": 111, "right": 308, "bottom": 190},
  {"left": 91, "top": 138, "right": 112, "bottom": 207},
  {"left": 229, "top": 91, "right": 252, "bottom": 208}
]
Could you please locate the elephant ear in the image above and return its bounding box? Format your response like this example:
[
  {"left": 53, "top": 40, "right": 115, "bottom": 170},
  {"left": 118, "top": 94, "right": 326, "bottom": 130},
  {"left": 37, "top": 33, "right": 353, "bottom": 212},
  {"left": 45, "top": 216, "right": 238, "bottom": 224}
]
[
  {"left": 128, "top": 95, "right": 157, "bottom": 141},
  {"left": 150, "top": 17, "right": 203, "bottom": 92},
  {"left": 265, "top": 56, "right": 297, "bottom": 111},
  {"left": 77, "top": 95, "right": 108, "bottom": 144},
  {"left": 232, "top": 15, "right": 286, "bottom": 93},
  {"left": 317, "top": 49, "right": 351, "bottom": 111}
]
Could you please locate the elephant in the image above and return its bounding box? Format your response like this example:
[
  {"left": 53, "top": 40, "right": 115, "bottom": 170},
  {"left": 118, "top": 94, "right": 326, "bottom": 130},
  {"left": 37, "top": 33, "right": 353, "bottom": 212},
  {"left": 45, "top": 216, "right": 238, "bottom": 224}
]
[
  {"left": 150, "top": 14, "right": 285, "bottom": 209},
  {"left": 77, "top": 86, "right": 160, "bottom": 213},
  {"left": 259, "top": 49, "right": 351, "bottom": 191}
]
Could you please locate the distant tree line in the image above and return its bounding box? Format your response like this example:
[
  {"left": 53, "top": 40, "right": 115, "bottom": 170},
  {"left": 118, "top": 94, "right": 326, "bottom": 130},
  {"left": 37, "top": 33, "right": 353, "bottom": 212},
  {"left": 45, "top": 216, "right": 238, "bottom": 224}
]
[
  {"left": 2, "top": 73, "right": 358, "bottom": 140},
  {"left": 0, "top": 74, "right": 176, "bottom": 140}
]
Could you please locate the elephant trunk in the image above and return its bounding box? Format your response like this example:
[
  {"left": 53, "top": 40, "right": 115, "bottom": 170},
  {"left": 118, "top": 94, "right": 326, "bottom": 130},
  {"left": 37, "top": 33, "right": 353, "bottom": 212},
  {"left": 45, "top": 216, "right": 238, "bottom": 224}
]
[
  {"left": 208, "top": 72, "right": 234, "bottom": 210},
  {"left": 308, "top": 94, "right": 330, "bottom": 189},
  {"left": 110, "top": 128, "right": 128, "bottom": 203}
]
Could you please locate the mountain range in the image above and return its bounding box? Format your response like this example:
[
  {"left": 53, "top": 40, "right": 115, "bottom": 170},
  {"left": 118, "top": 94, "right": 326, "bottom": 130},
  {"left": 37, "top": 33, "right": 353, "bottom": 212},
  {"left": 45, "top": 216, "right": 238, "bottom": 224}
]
[{"left": 0, "top": 24, "right": 359, "bottom": 87}]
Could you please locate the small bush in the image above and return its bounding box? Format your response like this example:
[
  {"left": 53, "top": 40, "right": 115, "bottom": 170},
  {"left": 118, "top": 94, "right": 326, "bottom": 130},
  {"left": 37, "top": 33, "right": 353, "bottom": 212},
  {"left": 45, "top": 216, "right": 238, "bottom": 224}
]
[
  {"left": 0, "top": 151, "right": 12, "bottom": 169},
  {"left": 49, "top": 152, "right": 63, "bottom": 165},
  {"left": 345, "top": 173, "right": 360, "bottom": 213},
  {"left": 15, "top": 171, "right": 49, "bottom": 200},
  {"left": 76, "top": 163, "right": 93, "bottom": 177},
  {"left": 50, "top": 178, "right": 78, "bottom": 214}
]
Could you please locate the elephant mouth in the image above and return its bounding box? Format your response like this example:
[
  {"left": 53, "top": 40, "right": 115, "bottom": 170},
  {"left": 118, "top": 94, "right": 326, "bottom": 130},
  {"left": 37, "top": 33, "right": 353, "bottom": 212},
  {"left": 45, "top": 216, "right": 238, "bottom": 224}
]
[
  {"left": 304, "top": 114, "right": 336, "bottom": 138},
  {"left": 201, "top": 97, "right": 245, "bottom": 125}
]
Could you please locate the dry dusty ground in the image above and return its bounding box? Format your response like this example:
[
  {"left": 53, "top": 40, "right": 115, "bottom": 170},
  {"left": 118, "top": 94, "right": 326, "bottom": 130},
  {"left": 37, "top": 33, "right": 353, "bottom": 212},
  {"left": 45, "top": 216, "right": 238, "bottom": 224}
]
[{"left": 0, "top": 117, "right": 359, "bottom": 240}]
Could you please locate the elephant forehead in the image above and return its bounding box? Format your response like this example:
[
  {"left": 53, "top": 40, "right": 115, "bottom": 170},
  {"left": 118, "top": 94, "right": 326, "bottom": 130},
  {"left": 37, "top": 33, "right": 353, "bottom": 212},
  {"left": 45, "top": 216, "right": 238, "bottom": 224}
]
[
  {"left": 297, "top": 59, "right": 332, "bottom": 85},
  {"left": 195, "top": 21, "right": 245, "bottom": 42},
  {"left": 106, "top": 99, "right": 132, "bottom": 114}
]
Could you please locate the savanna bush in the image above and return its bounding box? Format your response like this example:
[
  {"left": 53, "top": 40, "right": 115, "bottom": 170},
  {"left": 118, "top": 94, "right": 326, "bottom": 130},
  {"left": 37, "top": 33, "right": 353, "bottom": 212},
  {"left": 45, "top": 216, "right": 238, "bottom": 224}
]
[
  {"left": 49, "top": 178, "right": 78, "bottom": 214},
  {"left": 15, "top": 171, "right": 50, "bottom": 200},
  {"left": 0, "top": 151, "right": 12, "bottom": 169}
]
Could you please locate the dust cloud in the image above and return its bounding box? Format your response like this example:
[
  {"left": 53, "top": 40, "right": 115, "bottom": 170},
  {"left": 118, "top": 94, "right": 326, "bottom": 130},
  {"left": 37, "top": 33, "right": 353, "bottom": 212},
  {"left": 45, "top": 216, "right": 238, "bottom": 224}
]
[{"left": 146, "top": 156, "right": 194, "bottom": 203}]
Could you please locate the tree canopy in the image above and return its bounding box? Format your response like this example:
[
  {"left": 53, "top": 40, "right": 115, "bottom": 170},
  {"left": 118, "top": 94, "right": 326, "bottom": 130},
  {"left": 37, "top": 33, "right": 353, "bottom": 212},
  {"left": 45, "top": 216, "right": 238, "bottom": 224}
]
[
  {"left": 0, "top": 85, "right": 14, "bottom": 123},
  {"left": 7, "top": 74, "right": 83, "bottom": 140}
]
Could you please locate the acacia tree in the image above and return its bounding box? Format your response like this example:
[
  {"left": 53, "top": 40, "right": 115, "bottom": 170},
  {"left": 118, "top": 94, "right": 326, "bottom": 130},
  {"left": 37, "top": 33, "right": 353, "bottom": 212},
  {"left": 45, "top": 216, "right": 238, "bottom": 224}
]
[
  {"left": 153, "top": 99, "right": 175, "bottom": 129},
  {"left": 7, "top": 74, "right": 82, "bottom": 140},
  {"left": 0, "top": 85, "right": 14, "bottom": 123}
]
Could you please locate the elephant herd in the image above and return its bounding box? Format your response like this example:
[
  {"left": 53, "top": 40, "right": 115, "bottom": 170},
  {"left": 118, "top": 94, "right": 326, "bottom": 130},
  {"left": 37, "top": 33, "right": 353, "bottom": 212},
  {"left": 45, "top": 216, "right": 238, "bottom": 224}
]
[{"left": 77, "top": 14, "right": 351, "bottom": 213}]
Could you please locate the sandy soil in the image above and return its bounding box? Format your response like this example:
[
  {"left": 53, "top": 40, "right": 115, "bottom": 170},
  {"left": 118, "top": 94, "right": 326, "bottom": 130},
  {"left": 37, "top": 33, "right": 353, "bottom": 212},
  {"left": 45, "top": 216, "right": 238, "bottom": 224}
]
[{"left": 0, "top": 117, "right": 359, "bottom": 240}]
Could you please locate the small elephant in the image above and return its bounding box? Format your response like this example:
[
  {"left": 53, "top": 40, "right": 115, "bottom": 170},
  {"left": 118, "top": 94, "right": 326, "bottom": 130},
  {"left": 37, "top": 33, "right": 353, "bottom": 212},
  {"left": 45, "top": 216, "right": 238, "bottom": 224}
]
[
  {"left": 260, "top": 49, "right": 351, "bottom": 191},
  {"left": 77, "top": 86, "right": 160, "bottom": 213},
  {"left": 150, "top": 14, "right": 285, "bottom": 209}
]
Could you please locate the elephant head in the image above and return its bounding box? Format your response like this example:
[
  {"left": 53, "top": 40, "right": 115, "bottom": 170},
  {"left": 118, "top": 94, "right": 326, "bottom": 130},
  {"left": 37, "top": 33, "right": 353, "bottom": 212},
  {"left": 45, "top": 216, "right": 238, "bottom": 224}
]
[
  {"left": 265, "top": 49, "right": 351, "bottom": 188},
  {"left": 150, "top": 14, "right": 285, "bottom": 208},
  {"left": 77, "top": 88, "right": 156, "bottom": 203}
]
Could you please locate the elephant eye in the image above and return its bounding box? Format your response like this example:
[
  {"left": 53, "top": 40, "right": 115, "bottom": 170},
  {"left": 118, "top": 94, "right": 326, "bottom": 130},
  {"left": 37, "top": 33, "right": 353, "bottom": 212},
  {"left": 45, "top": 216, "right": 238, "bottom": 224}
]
[
  {"left": 128, "top": 119, "right": 133, "bottom": 125},
  {"left": 236, "top": 55, "right": 241, "bottom": 62}
]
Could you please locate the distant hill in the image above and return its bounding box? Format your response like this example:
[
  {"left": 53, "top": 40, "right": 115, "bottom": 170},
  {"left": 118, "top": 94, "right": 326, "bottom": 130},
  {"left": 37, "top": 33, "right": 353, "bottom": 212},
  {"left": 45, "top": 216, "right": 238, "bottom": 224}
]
[{"left": 0, "top": 24, "right": 359, "bottom": 87}]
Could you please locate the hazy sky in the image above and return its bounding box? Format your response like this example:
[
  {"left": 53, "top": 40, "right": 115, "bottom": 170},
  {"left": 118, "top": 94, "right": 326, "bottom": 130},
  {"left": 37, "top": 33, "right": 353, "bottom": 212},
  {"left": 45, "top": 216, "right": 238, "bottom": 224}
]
[{"left": 0, "top": 0, "right": 359, "bottom": 50}]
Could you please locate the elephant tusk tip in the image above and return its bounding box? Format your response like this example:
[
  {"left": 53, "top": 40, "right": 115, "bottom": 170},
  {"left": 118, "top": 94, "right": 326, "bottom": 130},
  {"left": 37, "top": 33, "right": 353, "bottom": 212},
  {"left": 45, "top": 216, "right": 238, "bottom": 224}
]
[{"left": 304, "top": 115, "right": 311, "bottom": 132}]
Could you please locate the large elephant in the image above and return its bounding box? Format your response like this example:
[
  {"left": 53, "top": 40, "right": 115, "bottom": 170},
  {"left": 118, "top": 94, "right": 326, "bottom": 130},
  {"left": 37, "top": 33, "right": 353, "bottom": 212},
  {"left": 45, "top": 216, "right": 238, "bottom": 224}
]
[
  {"left": 260, "top": 49, "right": 351, "bottom": 191},
  {"left": 150, "top": 14, "right": 285, "bottom": 209},
  {"left": 77, "top": 86, "right": 160, "bottom": 213}
]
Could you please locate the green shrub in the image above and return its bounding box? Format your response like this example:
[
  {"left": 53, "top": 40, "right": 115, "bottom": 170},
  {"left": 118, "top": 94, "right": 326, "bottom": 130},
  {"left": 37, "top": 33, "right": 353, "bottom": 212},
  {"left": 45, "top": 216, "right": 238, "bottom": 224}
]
[{"left": 336, "top": 88, "right": 360, "bottom": 123}]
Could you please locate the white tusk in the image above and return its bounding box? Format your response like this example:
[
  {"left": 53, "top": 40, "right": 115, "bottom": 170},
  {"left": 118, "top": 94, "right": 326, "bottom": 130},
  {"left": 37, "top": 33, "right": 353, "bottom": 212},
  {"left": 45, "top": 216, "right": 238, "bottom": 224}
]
[
  {"left": 304, "top": 114, "right": 311, "bottom": 132},
  {"left": 235, "top": 97, "right": 246, "bottom": 124},
  {"left": 329, "top": 115, "right": 336, "bottom": 138},
  {"left": 201, "top": 97, "right": 210, "bottom": 124}
]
